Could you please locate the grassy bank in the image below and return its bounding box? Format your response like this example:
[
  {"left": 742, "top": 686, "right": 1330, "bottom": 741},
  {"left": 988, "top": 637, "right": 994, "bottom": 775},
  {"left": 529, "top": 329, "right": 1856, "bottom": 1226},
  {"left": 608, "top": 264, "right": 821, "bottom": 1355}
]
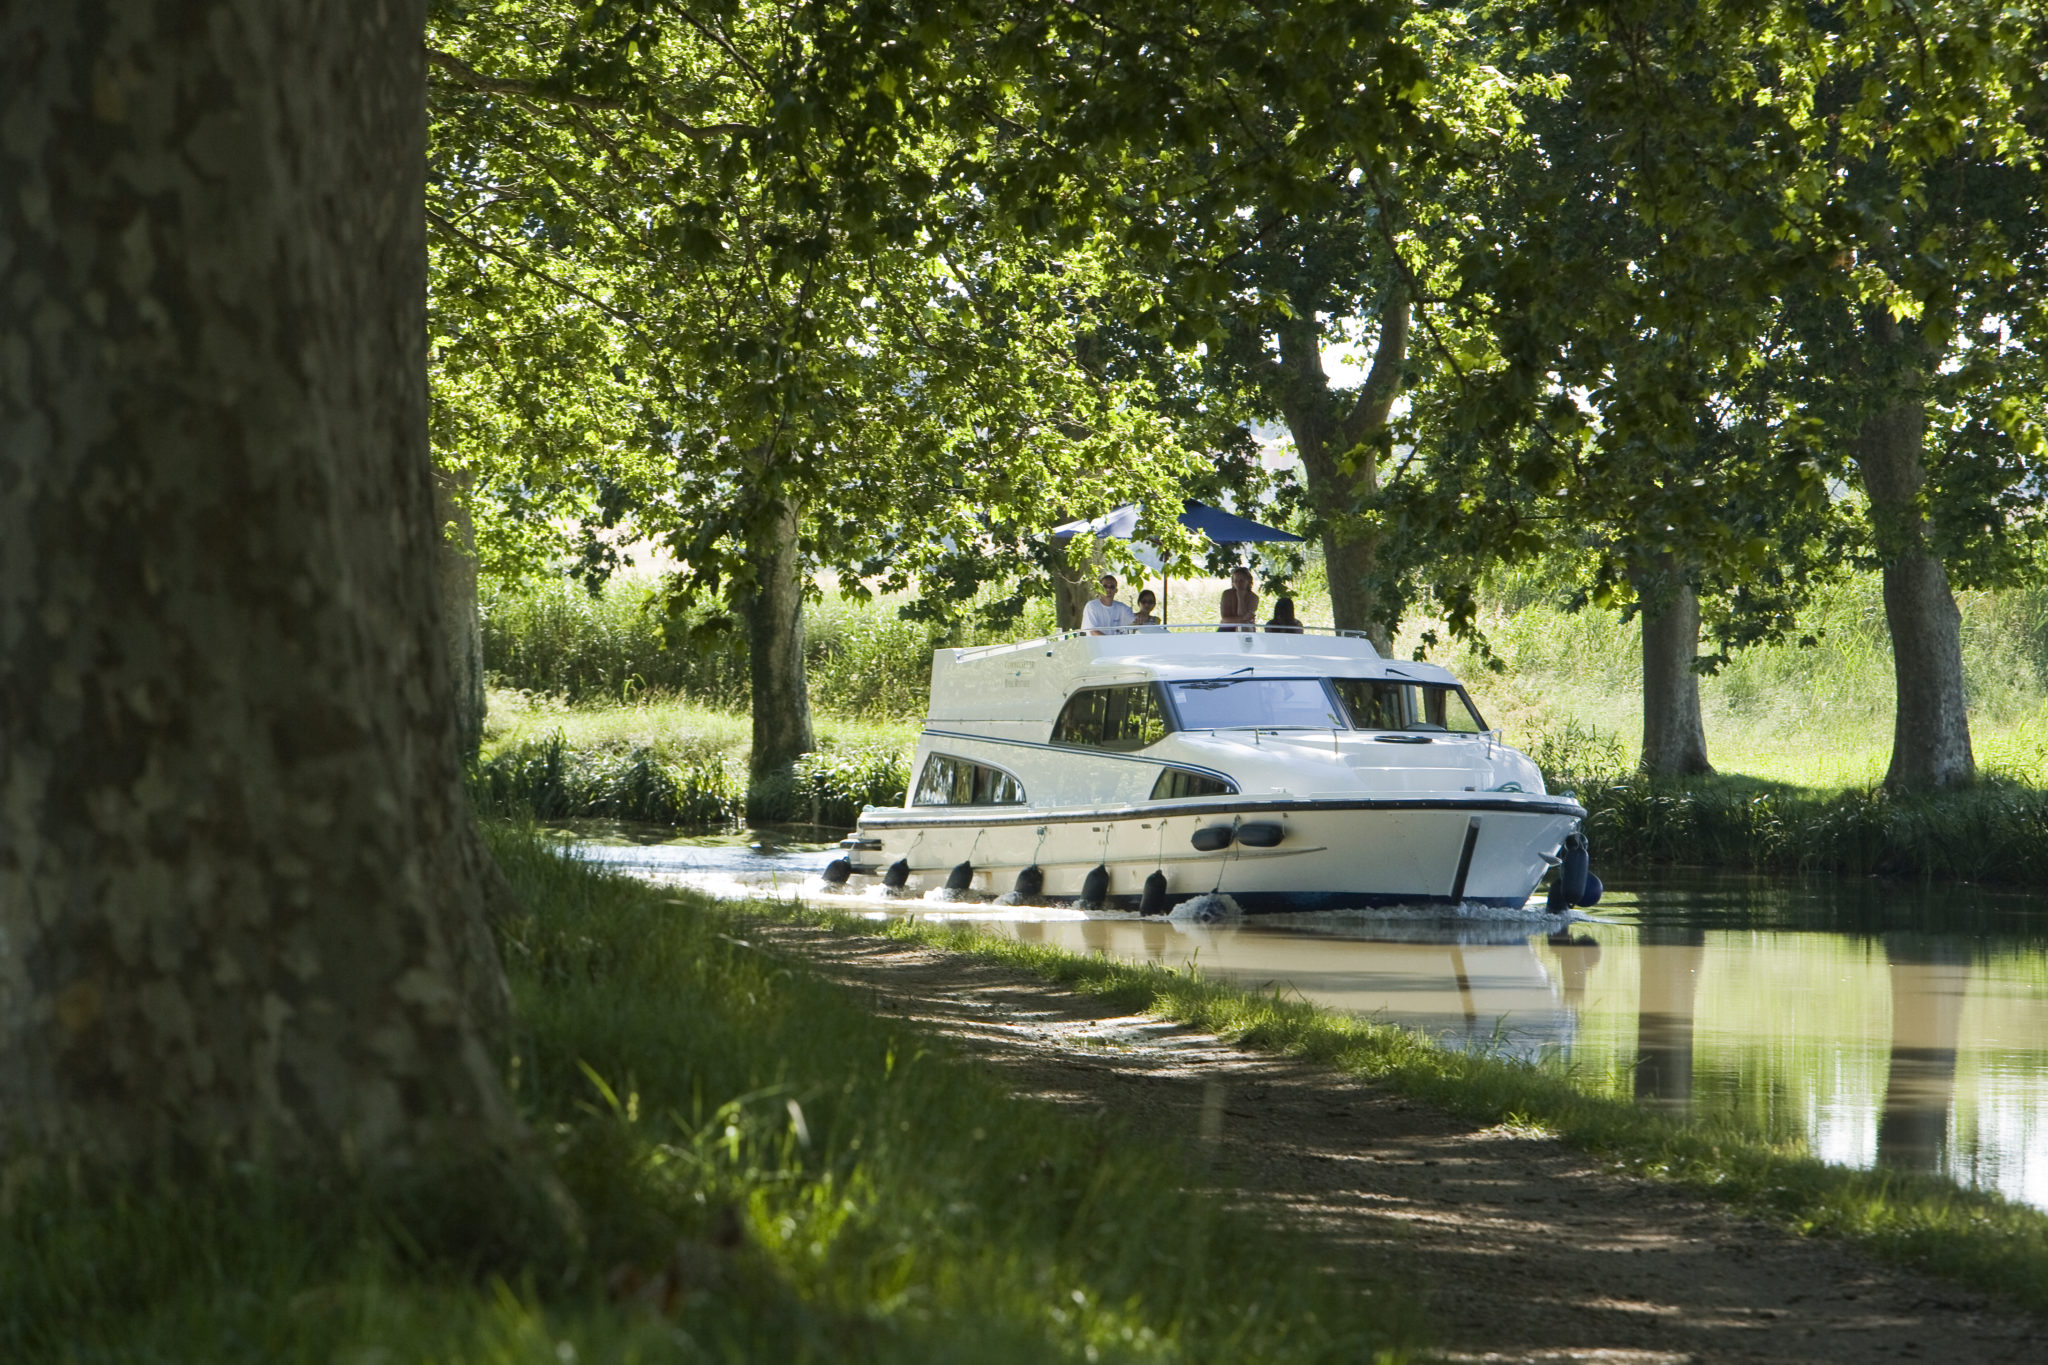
[
  {"left": 797, "top": 904, "right": 2048, "bottom": 1315},
  {"left": 2, "top": 832, "right": 1418, "bottom": 1363}
]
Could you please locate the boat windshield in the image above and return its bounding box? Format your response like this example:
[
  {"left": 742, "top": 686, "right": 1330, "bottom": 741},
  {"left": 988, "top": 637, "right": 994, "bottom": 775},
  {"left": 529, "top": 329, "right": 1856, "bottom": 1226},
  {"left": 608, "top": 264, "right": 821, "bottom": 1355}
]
[
  {"left": 1166, "top": 677, "right": 1345, "bottom": 729},
  {"left": 1332, "top": 678, "right": 1488, "bottom": 733}
]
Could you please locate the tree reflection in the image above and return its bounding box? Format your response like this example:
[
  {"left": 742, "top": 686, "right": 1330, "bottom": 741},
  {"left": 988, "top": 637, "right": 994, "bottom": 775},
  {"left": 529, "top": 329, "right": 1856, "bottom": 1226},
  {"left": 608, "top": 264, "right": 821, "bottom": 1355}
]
[
  {"left": 1876, "top": 935, "right": 1970, "bottom": 1174},
  {"left": 1635, "top": 927, "right": 1706, "bottom": 1109}
]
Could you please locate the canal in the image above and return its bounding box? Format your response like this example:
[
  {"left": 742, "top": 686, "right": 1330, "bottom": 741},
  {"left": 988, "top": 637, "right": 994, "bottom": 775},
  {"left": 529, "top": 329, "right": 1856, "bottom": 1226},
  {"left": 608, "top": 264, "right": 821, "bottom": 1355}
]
[{"left": 568, "top": 825, "right": 2048, "bottom": 1213}]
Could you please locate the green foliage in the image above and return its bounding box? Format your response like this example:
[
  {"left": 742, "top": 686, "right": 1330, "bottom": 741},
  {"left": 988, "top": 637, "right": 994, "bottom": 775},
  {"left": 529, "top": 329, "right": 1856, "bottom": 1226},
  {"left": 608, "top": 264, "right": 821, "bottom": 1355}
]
[
  {"left": 473, "top": 730, "right": 747, "bottom": 826},
  {"left": 748, "top": 745, "right": 913, "bottom": 828},
  {"left": 827, "top": 908, "right": 2048, "bottom": 1314},
  {"left": 1569, "top": 776, "right": 2048, "bottom": 887},
  {"left": 2, "top": 832, "right": 1422, "bottom": 1361}
]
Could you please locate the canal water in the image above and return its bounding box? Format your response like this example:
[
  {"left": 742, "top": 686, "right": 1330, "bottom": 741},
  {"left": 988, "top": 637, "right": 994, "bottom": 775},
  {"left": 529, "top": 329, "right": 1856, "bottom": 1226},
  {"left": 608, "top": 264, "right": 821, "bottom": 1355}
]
[{"left": 567, "top": 824, "right": 2048, "bottom": 1213}]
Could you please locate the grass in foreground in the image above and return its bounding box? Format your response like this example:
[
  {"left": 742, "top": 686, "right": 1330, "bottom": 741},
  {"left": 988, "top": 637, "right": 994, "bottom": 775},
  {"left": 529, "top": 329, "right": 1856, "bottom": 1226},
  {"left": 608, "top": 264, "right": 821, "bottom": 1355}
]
[
  {"left": 1, "top": 831, "right": 1418, "bottom": 1364},
  {"left": 793, "top": 904, "right": 2048, "bottom": 1316}
]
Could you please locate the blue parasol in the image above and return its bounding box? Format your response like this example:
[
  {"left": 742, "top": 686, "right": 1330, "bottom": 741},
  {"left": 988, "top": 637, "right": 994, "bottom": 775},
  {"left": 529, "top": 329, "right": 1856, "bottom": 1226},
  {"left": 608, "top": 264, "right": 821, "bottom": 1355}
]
[{"left": 1049, "top": 499, "right": 1302, "bottom": 623}]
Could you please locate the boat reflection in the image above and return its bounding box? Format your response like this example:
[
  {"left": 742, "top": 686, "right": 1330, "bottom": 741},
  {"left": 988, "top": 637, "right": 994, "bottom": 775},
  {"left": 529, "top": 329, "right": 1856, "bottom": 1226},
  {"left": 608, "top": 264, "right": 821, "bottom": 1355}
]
[{"left": 979, "top": 913, "right": 1578, "bottom": 1057}]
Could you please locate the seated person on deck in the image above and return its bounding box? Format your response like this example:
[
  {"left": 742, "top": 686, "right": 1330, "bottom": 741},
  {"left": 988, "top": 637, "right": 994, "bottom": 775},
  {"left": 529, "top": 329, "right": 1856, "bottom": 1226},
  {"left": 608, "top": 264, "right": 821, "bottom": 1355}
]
[
  {"left": 1081, "top": 574, "right": 1135, "bottom": 634},
  {"left": 1218, "top": 565, "right": 1258, "bottom": 632}
]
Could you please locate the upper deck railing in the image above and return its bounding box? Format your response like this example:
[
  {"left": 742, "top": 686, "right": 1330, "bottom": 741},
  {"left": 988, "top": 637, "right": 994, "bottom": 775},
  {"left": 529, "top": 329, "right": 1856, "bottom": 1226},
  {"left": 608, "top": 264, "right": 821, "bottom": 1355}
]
[{"left": 949, "top": 622, "right": 1381, "bottom": 663}]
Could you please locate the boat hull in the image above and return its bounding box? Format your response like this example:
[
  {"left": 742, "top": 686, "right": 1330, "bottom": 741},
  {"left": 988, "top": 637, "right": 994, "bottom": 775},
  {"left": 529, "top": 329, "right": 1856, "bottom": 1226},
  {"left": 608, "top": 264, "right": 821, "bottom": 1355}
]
[{"left": 841, "top": 794, "right": 1586, "bottom": 911}]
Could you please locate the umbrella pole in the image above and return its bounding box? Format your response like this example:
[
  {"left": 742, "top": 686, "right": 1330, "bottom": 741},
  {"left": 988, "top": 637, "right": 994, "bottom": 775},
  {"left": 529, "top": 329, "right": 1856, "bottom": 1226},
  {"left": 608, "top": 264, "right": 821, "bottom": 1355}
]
[{"left": 1163, "top": 574, "right": 1170, "bottom": 625}]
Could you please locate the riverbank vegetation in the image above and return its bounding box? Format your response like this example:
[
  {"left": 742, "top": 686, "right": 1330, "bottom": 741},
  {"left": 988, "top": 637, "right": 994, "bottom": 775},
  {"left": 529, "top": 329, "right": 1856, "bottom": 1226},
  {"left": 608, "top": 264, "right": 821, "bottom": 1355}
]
[
  {"left": 796, "top": 900, "right": 2048, "bottom": 1316},
  {"left": 1, "top": 831, "right": 1418, "bottom": 1363},
  {"left": 475, "top": 568, "right": 2048, "bottom": 884}
]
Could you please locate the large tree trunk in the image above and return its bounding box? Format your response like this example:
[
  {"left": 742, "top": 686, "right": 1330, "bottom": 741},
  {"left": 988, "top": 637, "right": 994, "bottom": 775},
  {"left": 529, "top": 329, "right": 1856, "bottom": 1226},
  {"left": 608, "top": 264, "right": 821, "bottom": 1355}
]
[
  {"left": 1275, "top": 279, "right": 1408, "bottom": 653},
  {"left": 1634, "top": 565, "right": 1714, "bottom": 778},
  {"left": 433, "top": 462, "right": 488, "bottom": 765},
  {"left": 746, "top": 496, "right": 816, "bottom": 806},
  {"left": 0, "top": 0, "right": 523, "bottom": 1174},
  {"left": 1852, "top": 369, "right": 1974, "bottom": 790}
]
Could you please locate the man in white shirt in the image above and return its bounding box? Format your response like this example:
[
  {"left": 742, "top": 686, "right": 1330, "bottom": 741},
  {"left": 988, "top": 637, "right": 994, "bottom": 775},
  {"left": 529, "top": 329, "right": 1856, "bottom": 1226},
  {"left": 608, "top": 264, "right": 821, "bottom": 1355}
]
[{"left": 1081, "top": 574, "right": 1135, "bottom": 634}]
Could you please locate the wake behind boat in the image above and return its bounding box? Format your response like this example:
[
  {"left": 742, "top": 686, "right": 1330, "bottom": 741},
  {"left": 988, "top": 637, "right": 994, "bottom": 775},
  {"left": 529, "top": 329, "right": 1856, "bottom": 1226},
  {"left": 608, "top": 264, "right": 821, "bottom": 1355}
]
[{"left": 822, "top": 625, "right": 1599, "bottom": 914}]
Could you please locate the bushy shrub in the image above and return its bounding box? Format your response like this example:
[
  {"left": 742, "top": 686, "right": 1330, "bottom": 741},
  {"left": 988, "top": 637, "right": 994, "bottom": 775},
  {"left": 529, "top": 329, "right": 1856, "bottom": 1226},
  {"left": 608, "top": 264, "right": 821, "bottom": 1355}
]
[
  {"left": 472, "top": 731, "right": 746, "bottom": 826},
  {"left": 748, "top": 744, "right": 913, "bottom": 828},
  {"left": 474, "top": 730, "right": 912, "bottom": 832}
]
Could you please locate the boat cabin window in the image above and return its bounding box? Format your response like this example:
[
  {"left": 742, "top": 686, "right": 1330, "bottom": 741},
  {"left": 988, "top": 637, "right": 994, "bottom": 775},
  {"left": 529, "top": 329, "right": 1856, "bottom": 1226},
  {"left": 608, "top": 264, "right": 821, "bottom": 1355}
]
[
  {"left": 1151, "top": 767, "right": 1238, "bottom": 799},
  {"left": 1052, "top": 684, "right": 1170, "bottom": 751},
  {"left": 913, "top": 754, "right": 1027, "bottom": 806},
  {"left": 1165, "top": 677, "right": 1345, "bottom": 730},
  {"left": 1332, "top": 678, "right": 1488, "bottom": 733}
]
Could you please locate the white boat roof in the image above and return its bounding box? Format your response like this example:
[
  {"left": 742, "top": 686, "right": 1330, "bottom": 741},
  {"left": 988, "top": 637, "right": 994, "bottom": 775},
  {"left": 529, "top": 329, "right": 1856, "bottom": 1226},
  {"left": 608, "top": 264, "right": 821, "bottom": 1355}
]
[{"left": 929, "top": 625, "right": 1464, "bottom": 725}]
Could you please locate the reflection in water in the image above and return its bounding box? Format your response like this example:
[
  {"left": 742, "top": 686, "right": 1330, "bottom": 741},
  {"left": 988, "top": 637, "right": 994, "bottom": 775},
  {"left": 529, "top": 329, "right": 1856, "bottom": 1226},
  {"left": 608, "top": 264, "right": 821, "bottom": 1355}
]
[
  {"left": 1877, "top": 937, "right": 1970, "bottom": 1174},
  {"left": 563, "top": 830, "right": 2048, "bottom": 1213},
  {"left": 1545, "top": 931, "right": 1601, "bottom": 1011},
  {"left": 1634, "top": 928, "right": 1705, "bottom": 1110}
]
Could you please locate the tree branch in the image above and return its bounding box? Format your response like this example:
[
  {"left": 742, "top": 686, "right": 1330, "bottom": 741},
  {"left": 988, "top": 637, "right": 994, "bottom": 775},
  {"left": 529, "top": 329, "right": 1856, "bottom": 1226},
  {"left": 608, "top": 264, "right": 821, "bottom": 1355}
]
[
  {"left": 1337, "top": 273, "right": 1408, "bottom": 450},
  {"left": 426, "top": 47, "right": 757, "bottom": 139}
]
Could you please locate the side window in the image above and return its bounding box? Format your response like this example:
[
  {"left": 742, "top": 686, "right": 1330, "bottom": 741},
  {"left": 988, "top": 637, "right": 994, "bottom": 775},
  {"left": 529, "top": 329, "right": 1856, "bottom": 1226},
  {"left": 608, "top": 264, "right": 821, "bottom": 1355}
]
[
  {"left": 1335, "top": 678, "right": 1489, "bottom": 733},
  {"left": 1151, "top": 767, "right": 1238, "bottom": 800},
  {"left": 1052, "top": 689, "right": 1109, "bottom": 746},
  {"left": 1053, "top": 684, "right": 1169, "bottom": 751},
  {"left": 1425, "top": 687, "right": 1488, "bottom": 733},
  {"left": 914, "top": 754, "right": 1026, "bottom": 806},
  {"left": 1334, "top": 678, "right": 1413, "bottom": 730},
  {"left": 914, "top": 754, "right": 960, "bottom": 805}
]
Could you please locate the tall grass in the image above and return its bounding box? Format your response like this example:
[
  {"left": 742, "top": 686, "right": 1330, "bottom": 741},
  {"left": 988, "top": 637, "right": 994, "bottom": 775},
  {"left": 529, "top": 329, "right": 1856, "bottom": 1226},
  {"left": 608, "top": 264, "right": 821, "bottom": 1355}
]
[
  {"left": 482, "top": 576, "right": 1062, "bottom": 720},
  {"left": 0, "top": 831, "right": 1426, "bottom": 1363}
]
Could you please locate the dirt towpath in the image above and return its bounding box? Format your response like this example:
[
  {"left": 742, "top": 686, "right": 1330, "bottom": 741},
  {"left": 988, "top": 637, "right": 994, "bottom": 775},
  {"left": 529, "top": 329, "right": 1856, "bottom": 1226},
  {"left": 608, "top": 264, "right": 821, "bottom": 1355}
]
[{"left": 761, "top": 923, "right": 2043, "bottom": 1364}]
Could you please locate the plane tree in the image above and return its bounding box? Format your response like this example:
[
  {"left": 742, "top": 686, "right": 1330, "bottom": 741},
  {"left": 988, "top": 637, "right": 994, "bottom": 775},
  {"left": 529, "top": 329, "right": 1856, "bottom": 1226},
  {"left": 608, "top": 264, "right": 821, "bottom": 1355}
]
[
  {"left": 427, "top": 0, "right": 1203, "bottom": 797},
  {"left": 1381, "top": 0, "right": 2046, "bottom": 787},
  {"left": 1384, "top": 0, "right": 1847, "bottom": 776},
  {"left": 1771, "top": 0, "right": 2048, "bottom": 789},
  {"left": 1, "top": 0, "right": 526, "bottom": 1177}
]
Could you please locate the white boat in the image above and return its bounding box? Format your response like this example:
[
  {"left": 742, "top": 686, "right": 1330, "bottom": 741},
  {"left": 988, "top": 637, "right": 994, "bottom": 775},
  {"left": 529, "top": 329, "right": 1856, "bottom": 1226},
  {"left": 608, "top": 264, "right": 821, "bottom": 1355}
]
[{"left": 823, "top": 626, "right": 1594, "bottom": 914}]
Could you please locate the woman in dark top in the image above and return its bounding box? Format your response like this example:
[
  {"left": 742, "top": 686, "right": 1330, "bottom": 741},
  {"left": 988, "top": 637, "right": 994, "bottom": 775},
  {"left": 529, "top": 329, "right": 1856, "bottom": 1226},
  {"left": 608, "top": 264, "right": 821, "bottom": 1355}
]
[{"left": 1265, "top": 596, "right": 1303, "bottom": 633}]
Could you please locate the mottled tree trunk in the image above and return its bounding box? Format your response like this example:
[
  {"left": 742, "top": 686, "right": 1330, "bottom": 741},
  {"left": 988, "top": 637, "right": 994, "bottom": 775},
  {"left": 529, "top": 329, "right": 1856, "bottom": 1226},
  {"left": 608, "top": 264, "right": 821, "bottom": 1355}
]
[
  {"left": 1853, "top": 378, "right": 1974, "bottom": 790},
  {"left": 433, "top": 462, "right": 487, "bottom": 765},
  {"left": 1634, "top": 566, "right": 1713, "bottom": 778},
  {"left": 1275, "top": 280, "right": 1407, "bottom": 654},
  {"left": 0, "top": 0, "right": 522, "bottom": 1173},
  {"left": 746, "top": 496, "right": 816, "bottom": 803}
]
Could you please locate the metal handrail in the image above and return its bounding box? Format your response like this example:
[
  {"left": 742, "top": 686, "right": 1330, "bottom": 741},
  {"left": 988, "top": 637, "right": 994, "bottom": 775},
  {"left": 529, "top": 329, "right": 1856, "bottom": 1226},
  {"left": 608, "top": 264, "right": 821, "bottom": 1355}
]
[{"left": 951, "top": 623, "right": 1380, "bottom": 661}]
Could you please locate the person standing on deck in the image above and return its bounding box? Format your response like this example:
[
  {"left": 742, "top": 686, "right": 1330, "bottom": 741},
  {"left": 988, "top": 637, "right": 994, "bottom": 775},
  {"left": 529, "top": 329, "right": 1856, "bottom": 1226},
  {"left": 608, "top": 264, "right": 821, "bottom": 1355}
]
[
  {"left": 1219, "top": 566, "right": 1259, "bottom": 632},
  {"left": 1082, "top": 574, "right": 1135, "bottom": 634}
]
